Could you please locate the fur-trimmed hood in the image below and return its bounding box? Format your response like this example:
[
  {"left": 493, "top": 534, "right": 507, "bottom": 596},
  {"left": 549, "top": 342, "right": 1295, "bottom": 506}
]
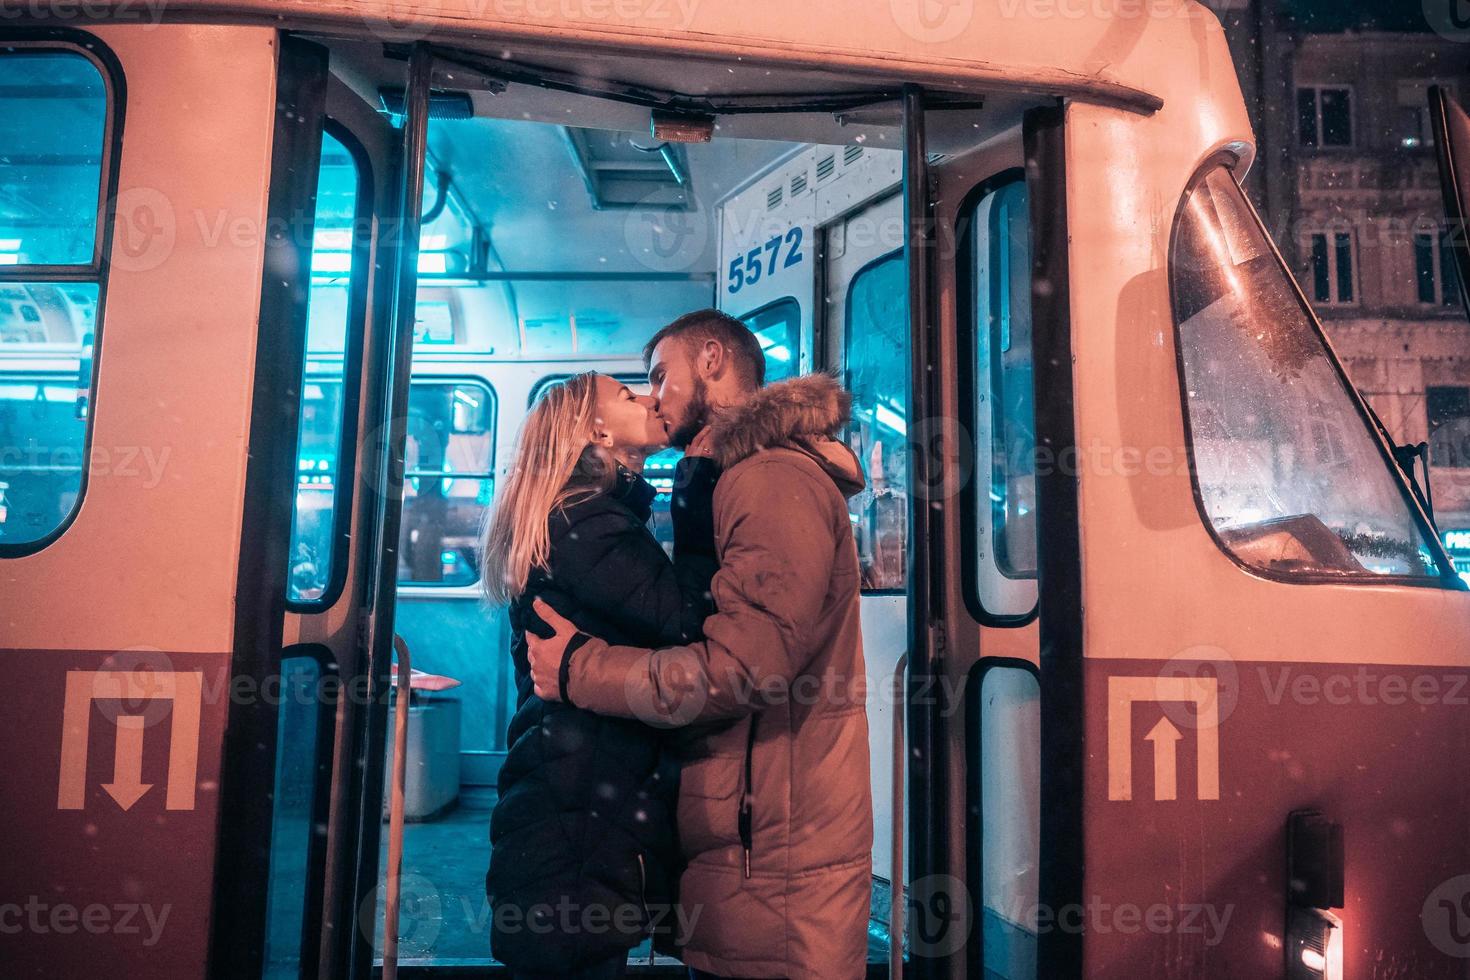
[{"left": 706, "top": 373, "right": 865, "bottom": 497}]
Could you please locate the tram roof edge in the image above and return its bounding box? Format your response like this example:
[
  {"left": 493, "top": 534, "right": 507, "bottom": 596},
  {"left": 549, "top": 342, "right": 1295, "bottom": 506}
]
[{"left": 16, "top": 0, "right": 1210, "bottom": 116}]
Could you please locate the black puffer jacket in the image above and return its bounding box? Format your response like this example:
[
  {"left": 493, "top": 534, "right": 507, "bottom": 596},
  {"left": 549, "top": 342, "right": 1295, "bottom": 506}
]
[{"left": 486, "top": 456, "right": 718, "bottom": 972}]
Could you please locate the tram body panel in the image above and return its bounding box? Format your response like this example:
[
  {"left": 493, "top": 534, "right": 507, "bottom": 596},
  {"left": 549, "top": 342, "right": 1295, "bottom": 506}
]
[
  {"left": 52, "top": 0, "right": 1227, "bottom": 112},
  {"left": 1, "top": 24, "right": 280, "bottom": 652},
  {"left": 0, "top": 24, "right": 284, "bottom": 978},
  {"left": 1062, "top": 58, "right": 1470, "bottom": 976}
]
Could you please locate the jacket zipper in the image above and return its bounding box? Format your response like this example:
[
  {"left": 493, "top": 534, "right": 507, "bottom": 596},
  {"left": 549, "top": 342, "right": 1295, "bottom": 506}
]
[
  {"left": 738, "top": 713, "right": 759, "bottom": 879},
  {"left": 636, "top": 851, "right": 654, "bottom": 965}
]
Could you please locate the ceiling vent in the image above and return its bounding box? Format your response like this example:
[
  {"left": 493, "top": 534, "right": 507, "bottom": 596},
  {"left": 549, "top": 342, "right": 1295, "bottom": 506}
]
[{"left": 561, "top": 127, "right": 692, "bottom": 210}]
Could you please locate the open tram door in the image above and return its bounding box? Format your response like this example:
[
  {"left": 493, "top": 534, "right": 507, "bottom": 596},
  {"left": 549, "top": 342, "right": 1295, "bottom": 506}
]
[{"left": 0, "top": 22, "right": 411, "bottom": 980}]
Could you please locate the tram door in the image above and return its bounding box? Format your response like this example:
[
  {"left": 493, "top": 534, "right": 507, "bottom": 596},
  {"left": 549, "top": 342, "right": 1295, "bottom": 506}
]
[
  {"left": 821, "top": 191, "right": 911, "bottom": 922},
  {"left": 0, "top": 25, "right": 390, "bottom": 979}
]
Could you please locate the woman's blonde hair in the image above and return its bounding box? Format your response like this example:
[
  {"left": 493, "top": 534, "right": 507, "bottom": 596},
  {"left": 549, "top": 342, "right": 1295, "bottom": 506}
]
[{"left": 480, "top": 372, "right": 612, "bottom": 604}]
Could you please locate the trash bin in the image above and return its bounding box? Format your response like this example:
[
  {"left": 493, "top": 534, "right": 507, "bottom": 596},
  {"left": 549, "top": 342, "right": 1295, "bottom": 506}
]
[{"left": 382, "top": 691, "right": 461, "bottom": 821}]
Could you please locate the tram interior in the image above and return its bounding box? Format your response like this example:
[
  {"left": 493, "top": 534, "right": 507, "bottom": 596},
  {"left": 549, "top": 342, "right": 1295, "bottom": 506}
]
[{"left": 315, "top": 44, "right": 1001, "bottom": 970}]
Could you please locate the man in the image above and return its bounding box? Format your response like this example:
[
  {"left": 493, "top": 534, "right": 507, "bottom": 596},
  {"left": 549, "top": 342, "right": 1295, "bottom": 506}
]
[{"left": 527, "top": 309, "right": 873, "bottom": 980}]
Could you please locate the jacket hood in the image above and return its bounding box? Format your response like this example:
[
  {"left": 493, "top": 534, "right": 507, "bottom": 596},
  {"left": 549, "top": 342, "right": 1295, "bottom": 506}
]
[{"left": 707, "top": 373, "right": 866, "bottom": 498}]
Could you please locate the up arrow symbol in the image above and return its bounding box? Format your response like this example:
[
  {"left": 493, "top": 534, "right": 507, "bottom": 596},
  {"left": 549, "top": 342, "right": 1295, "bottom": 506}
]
[
  {"left": 1144, "top": 717, "right": 1182, "bottom": 802},
  {"left": 102, "top": 715, "right": 153, "bottom": 811}
]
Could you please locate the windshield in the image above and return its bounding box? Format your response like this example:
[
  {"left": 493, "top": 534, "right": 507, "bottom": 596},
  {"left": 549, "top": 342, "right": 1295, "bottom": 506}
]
[{"left": 1170, "top": 165, "right": 1448, "bottom": 582}]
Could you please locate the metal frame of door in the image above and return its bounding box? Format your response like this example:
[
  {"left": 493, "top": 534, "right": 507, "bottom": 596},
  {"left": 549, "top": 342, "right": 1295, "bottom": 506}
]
[
  {"left": 204, "top": 34, "right": 431, "bottom": 980},
  {"left": 208, "top": 34, "right": 331, "bottom": 978}
]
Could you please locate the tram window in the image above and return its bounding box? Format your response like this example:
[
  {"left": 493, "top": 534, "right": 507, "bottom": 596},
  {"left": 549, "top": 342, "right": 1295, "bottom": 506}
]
[
  {"left": 0, "top": 47, "right": 114, "bottom": 555},
  {"left": 0, "top": 51, "right": 108, "bottom": 265},
  {"left": 287, "top": 130, "right": 366, "bottom": 606},
  {"left": 739, "top": 296, "right": 800, "bottom": 383},
  {"left": 964, "top": 177, "right": 1039, "bottom": 621},
  {"left": 1170, "top": 165, "right": 1451, "bottom": 582},
  {"left": 398, "top": 380, "right": 496, "bottom": 587},
  {"left": 843, "top": 251, "right": 908, "bottom": 592}
]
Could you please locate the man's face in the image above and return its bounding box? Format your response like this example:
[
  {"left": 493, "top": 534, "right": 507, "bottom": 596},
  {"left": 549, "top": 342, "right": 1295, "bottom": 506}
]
[{"left": 647, "top": 336, "right": 709, "bottom": 449}]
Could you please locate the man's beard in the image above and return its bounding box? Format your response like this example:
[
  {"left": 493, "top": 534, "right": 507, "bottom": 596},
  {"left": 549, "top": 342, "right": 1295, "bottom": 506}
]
[{"left": 667, "top": 375, "right": 710, "bottom": 449}]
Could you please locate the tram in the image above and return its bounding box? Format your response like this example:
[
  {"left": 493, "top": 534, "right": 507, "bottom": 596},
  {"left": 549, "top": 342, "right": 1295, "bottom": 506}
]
[{"left": 2, "top": 2, "right": 1469, "bottom": 979}]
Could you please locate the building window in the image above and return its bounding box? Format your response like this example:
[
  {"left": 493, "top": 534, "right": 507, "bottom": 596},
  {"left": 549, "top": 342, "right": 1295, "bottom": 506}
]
[
  {"left": 1306, "top": 230, "right": 1356, "bottom": 305},
  {"left": 1297, "top": 86, "right": 1353, "bottom": 148},
  {"left": 0, "top": 43, "right": 118, "bottom": 556},
  {"left": 1397, "top": 80, "right": 1451, "bottom": 150},
  {"left": 1429, "top": 387, "right": 1470, "bottom": 470},
  {"left": 1415, "top": 231, "right": 1462, "bottom": 309}
]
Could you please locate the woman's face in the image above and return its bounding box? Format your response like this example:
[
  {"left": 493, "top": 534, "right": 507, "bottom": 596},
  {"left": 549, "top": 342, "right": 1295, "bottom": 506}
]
[{"left": 590, "top": 374, "right": 668, "bottom": 453}]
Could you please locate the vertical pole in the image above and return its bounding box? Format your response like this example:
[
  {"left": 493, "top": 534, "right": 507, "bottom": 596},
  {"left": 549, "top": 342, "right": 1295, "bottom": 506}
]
[{"left": 346, "top": 39, "right": 433, "bottom": 980}]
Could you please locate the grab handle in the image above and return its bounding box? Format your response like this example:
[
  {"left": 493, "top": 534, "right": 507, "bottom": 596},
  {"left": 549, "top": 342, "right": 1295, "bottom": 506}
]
[{"left": 382, "top": 634, "right": 413, "bottom": 980}]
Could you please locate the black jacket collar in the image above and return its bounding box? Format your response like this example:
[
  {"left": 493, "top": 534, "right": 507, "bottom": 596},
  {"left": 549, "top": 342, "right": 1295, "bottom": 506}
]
[{"left": 608, "top": 462, "right": 657, "bottom": 522}]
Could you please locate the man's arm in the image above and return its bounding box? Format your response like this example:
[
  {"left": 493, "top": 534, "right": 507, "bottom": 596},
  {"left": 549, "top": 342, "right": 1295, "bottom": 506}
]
[{"left": 529, "top": 457, "right": 838, "bottom": 725}]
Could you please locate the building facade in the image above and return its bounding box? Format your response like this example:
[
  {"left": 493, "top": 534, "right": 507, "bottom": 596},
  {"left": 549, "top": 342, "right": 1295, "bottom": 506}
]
[{"left": 1213, "top": 0, "right": 1470, "bottom": 579}]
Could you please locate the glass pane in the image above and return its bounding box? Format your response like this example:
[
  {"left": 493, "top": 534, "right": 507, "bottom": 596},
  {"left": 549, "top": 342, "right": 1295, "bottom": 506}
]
[
  {"left": 973, "top": 666, "right": 1040, "bottom": 980},
  {"left": 262, "top": 656, "right": 326, "bottom": 980},
  {"left": 739, "top": 297, "right": 800, "bottom": 383},
  {"left": 844, "top": 252, "right": 908, "bottom": 592},
  {"left": 1170, "top": 166, "right": 1443, "bottom": 580},
  {"left": 0, "top": 282, "right": 98, "bottom": 548},
  {"left": 1429, "top": 387, "right": 1470, "bottom": 468},
  {"left": 970, "top": 178, "right": 1039, "bottom": 619},
  {"left": 1333, "top": 233, "right": 1353, "bottom": 303},
  {"left": 1310, "top": 235, "right": 1330, "bottom": 302},
  {"left": 0, "top": 51, "right": 107, "bottom": 265},
  {"left": 1443, "top": 236, "right": 1463, "bottom": 309},
  {"left": 287, "top": 132, "right": 361, "bottom": 604},
  {"left": 988, "top": 186, "right": 1037, "bottom": 579},
  {"left": 1320, "top": 88, "right": 1352, "bottom": 146},
  {"left": 1415, "top": 234, "right": 1438, "bottom": 305},
  {"left": 1297, "top": 88, "right": 1319, "bottom": 147},
  {"left": 398, "top": 381, "right": 496, "bottom": 586}
]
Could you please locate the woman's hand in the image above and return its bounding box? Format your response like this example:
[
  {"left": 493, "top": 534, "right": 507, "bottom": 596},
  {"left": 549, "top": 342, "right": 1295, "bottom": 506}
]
[{"left": 685, "top": 425, "right": 715, "bottom": 459}]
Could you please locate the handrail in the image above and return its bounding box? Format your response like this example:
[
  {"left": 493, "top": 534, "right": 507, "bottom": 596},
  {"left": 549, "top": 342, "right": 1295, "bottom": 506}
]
[
  {"left": 381, "top": 634, "right": 413, "bottom": 980},
  {"left": 890, "top": 650, "right": 909, "bottom": 978}
]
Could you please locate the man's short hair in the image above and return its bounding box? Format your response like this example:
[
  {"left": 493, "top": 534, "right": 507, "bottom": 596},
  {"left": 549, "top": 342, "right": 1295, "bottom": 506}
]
[{"left": 643, "top": 308, "right": 765, "bottom": 389}]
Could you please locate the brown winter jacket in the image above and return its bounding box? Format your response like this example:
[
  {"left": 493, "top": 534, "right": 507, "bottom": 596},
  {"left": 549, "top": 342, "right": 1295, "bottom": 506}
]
[{"left": 561, "top": 373, "right": 873, "bottom": 980}]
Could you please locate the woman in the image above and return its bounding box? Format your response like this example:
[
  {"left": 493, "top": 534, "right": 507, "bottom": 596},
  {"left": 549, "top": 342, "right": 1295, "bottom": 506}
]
[{"left": 482, "top": 372, "right": 718, "bottom": 980}]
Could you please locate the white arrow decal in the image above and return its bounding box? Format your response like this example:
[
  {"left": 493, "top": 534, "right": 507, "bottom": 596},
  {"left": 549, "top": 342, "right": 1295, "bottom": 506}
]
[
  {"left": 57, "top": 670, "right": 203, "bottom": 812},
  {"left": 1108, "top": 676, "right": 1220, "bottom": 802},
  {"left": 101, "top": 715, "right": 152, "bottom": 811},
  {"left": 1144, "top": 717, "right": 1182, "bottom": 802}
]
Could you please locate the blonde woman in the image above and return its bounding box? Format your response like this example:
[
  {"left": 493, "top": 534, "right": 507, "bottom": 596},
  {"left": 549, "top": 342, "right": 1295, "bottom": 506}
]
[{"left": 482, "top": 372, "right": 717, "bottom": 980}]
